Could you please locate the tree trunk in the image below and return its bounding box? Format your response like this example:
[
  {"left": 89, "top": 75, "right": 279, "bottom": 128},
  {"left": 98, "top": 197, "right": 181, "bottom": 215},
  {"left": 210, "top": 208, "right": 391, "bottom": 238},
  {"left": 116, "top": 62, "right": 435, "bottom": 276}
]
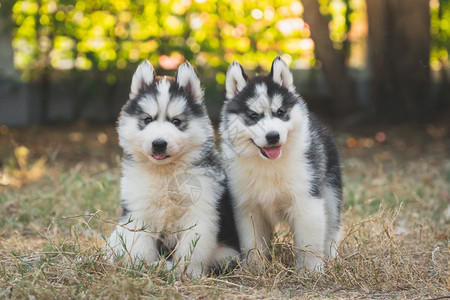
[
  {"left": 393, "top": 0, "right": 430, "bottom": 122},
  {"left": 366, "top": 0, "right": 392, "bottom": 116},
  {"left": 301, "top": 0, "right": 356, "bottom": 115},
  {"left": 366, "top": 0, "right": 430, "bottom": 122}
]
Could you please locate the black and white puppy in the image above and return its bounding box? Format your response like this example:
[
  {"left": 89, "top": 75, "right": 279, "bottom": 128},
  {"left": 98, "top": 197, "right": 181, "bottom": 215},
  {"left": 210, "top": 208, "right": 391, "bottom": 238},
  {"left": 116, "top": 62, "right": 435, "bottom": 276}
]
[
  {"left": 220, "top": 57, "right": 343, "bottom": 271},
  {"left": 106, "top": 60, "right": 239, "bottom": 277}
]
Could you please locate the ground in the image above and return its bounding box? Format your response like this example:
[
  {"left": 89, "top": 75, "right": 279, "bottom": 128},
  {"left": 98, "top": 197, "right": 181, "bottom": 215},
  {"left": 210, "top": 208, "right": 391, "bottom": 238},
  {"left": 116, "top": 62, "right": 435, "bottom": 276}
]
[{"left": 0, "top": 122, "right": 449, "bottom": 299}]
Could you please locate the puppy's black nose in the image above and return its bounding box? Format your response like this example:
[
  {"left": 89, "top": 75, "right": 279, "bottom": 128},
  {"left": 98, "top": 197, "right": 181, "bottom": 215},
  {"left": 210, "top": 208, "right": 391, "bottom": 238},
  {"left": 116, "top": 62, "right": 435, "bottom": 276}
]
[
  {"left": 266, "top": 131, "right": 280, "bottom": 145},
  {"left": 152, "top": 139, "right": 167, "bottom": 153}
]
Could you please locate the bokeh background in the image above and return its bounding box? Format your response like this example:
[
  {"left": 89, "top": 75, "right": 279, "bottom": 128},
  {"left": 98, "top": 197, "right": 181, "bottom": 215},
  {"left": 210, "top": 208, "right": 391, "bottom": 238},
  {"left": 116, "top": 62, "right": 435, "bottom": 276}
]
[{"left": 0, "top": 0, "right": 449, "bottom": 125}]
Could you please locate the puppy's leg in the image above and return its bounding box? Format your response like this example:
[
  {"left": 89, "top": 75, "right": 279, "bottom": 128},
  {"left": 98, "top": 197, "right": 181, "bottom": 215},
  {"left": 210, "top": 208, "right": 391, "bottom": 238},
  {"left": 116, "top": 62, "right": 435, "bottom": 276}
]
[
  {"left": 172, "top": 223, "right": 217, "bottom": 277},
  {"left": 290, "top": 197, "right": 326, "bottom": 271},
  {"left": 211, "top": 244, "right": 240, "bottom": 274},
  {"left": 323, "top": 186, "right": 341, "bottom": 258},
  {"left": 106, "top": 220, "right": 159, "bottom": 266},
  {"left": 235, "top": 206, "right": 271, "bottom": 268}
]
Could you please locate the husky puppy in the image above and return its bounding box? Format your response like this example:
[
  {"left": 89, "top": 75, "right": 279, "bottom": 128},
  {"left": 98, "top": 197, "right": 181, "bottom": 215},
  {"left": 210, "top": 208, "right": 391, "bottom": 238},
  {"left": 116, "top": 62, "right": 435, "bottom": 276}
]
[
  {"left": 219, "top": 57, "right": 342, "bottom": 271},
  {"left": 106, "top": 60, "right": 239, "bottom": 277}
]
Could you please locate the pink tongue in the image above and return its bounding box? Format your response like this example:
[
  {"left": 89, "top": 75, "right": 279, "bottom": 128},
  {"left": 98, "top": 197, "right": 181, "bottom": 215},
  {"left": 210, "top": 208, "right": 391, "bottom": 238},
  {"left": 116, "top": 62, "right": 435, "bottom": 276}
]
[
  {"left": 262, "top": 146, "right": 282, "bottom": 159},
  {"left": 153, "top": 153, "right": 167, "bottom": 160}
]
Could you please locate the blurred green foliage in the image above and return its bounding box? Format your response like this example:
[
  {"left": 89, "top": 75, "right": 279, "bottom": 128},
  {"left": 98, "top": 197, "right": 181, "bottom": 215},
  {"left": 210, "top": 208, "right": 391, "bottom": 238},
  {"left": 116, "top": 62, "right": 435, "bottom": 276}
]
[
  {"left": 431, "top": 0, "right": 450, "bottom": 70},
  {"left": 4, "top": 0, "right": 450, "bottom": 85},
  {"left": 6, "top": 0, "right": 355, "bottom": 84}
]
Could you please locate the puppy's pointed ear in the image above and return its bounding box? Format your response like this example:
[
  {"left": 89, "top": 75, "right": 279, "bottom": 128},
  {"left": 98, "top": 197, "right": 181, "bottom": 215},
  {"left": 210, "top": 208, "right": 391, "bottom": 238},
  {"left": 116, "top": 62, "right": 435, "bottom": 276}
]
[
  {"left": 226, "top": 61, "right": 248, "bottom": 100},
  {"left": 130, "top": 60, "right": 155, "bottom": 98},
  {"left": 176, "top": 61, "right": 204, "bottom": 102},
  {"left": 270, "top": 56, "right": 295, "bottom": 92}
]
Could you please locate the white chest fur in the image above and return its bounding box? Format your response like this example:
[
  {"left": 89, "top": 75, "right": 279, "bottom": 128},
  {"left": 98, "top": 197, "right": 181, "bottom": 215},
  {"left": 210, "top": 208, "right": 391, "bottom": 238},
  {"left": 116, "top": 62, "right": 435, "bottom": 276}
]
[
  {"left": 228, "top": 151, "right": 312, "bottom": 215},
  {"left": 121, "top": 162, "right": 218, "bottom": 234}
]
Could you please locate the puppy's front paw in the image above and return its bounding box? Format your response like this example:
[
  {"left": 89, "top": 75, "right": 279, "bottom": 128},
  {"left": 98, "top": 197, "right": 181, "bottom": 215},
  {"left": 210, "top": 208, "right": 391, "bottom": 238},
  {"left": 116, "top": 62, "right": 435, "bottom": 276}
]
[
  {"left": 296, "top": 252, "right": 324, "bottom": 272},
  {"left": 185, "top": 264, "right": 204, "bottom": 278}
]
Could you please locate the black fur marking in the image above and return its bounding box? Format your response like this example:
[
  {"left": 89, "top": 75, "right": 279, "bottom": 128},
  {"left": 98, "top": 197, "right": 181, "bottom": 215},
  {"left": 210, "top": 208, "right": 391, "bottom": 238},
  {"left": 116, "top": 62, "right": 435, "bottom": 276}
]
[
  {"left": 322, "top": 127, "right": 343, "bottom": 226},
  {"left": 124, "top": 82, "right": 159, "bottom": 118},
  {"left": 225, "top": 76, "right": 298, "bottom": 126},
  {"left": 169, "top": 81, "right": 205, "bottom": 118},
  {"left": 217, "top": 180, "right": 241, "bottom": 252},
  {"left": 121, "top": 199, "right": 130, "bottom": 218},
  {"left": 140, "top": 77, "right": 168, "bottom": 97},
  {"left": 123, "top": 96, "right": 152, "bottom": 131},
  {"left": 306, "top": 113, "right": 343, "bottom": 224},
  {"left": 306, "top": 114, "right": 325, "bottom": 198},
  {"left": 123, "top": 98, "right": 144, "bottom": 117},
  {"left": 275, "top": 94, "right": 298, "bottom": 122},
  {"left": 192, "top": 136, "right": 222, "bottom": 172},
  {"left": 305, "top": 146, "right": 322, "bottom": 197}
]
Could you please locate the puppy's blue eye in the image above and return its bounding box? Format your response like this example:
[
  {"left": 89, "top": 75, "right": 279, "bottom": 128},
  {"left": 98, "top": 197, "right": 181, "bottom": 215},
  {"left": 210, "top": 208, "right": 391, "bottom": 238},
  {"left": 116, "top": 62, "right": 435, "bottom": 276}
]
[
  {"left": 276, "top": 108, "right": 285, "bottom": 117},
  {"left": 172, "top": 118, "right": 182, "bottom": 126},
  {"left": 144, "top": 116, "right": 153, "bottom": 124}
]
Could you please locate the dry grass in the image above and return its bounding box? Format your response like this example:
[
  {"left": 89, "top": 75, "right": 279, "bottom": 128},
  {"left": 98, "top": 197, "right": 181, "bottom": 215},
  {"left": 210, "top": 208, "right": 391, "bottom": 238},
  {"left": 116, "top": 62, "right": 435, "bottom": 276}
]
[{"left": 0, "top": 123, "right": 449, "bottom": 299}]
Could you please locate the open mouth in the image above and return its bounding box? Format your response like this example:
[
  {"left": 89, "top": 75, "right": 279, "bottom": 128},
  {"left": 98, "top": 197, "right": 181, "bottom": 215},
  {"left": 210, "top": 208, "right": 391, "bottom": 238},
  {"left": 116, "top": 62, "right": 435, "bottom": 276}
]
[
  {"left": 251, "top": 140, "right": 282, "bottom": 160},
  {"left": 152, "top": 153, "right": 170, "bottom": 160}
]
